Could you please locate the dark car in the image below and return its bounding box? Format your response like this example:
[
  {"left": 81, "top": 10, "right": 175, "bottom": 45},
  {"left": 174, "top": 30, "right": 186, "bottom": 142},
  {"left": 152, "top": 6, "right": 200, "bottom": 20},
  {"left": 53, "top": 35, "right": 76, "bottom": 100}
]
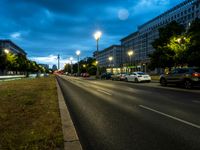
[
  {"left": 159, "top": 67, "right": 200, "bottom": 88},
  {"left": 100, "top": 73, "right": 113, "bottom": 80}
]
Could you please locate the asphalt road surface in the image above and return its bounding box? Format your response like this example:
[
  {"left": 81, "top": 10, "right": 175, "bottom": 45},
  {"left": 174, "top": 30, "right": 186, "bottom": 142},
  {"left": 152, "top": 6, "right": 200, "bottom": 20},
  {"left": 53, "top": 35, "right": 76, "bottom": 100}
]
[{"left": 57, "top": 75, "right": 200, "bottom": 150}]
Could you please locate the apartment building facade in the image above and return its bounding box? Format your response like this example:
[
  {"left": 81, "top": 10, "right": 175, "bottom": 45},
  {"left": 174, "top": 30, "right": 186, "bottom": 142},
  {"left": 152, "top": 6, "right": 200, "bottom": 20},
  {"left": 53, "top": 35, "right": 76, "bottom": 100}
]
[
  {"left": 94, "top": 45, "right": 122, "bottom": 72},
  {"left": 0, "top": 40, "right": 27, "bottom": 56},
  {"left": 121, "top": 0, "right": 200, "bottom": 72}
]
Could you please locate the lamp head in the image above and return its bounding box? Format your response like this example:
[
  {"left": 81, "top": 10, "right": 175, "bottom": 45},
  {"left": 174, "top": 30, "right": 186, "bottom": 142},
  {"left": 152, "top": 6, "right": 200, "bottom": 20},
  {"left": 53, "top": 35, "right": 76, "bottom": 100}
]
[
  {"left": 94, "top": 31, "right": 102, "bottom": 40},
  {"left": 76, "top": 50, "right": 81, "bottom": 56}
]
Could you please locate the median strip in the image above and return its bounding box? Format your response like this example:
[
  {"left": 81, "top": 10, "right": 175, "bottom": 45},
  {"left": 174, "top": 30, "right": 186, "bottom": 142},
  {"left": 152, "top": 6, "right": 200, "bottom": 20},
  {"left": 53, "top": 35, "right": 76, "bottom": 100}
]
[{"left": 139, "top": 105, "right": 200, "bottom": 129}]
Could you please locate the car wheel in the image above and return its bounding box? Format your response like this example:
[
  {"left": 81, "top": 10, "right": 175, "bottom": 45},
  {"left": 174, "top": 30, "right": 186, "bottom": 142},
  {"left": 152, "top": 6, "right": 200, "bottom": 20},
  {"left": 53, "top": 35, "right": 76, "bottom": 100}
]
[
  {"left": 125, "top": 78, "right": 128, "bottom": 82},
  {"left": 184, "top": 80, "right": 192, "bottom": 89},
  {"left": 160, "top": 78, "right": 167, "bottom": 86},
  {"left": 135, "top": 78, "right": 139, "bottom": 83}
]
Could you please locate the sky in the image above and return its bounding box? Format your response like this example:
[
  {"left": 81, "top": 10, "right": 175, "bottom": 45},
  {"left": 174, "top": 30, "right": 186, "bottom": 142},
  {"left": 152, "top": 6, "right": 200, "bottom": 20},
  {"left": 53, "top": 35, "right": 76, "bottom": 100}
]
[{"left": 0, "top": 0, "right": 184, "bottom": 68}]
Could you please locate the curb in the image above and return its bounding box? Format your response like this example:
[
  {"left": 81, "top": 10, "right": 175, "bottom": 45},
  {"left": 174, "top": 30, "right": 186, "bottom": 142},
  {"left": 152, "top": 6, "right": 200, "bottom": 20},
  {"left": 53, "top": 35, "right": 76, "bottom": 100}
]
[{"left": 56, "top": 80, "right": 83, "bottom": 150}]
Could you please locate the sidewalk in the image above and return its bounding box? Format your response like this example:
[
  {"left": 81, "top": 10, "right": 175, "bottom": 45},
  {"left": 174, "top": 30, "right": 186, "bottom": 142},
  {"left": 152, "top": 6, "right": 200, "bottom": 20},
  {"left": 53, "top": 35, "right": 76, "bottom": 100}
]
[{"left": 56, "top": 79, "right": 83, "bottom": 150}]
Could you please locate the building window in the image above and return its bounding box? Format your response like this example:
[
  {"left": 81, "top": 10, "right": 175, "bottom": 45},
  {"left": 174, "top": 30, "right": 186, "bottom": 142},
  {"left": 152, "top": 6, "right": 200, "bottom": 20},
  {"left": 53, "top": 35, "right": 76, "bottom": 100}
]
[{"left": 184, "top": 10, "right": 187, "bottom": 14}]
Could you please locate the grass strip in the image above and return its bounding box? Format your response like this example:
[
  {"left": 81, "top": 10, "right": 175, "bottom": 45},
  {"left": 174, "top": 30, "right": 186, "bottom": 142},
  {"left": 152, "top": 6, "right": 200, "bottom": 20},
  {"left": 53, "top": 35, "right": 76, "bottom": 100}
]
[{"left": 0, "top": 76, "right": 63, "bottom": 150}]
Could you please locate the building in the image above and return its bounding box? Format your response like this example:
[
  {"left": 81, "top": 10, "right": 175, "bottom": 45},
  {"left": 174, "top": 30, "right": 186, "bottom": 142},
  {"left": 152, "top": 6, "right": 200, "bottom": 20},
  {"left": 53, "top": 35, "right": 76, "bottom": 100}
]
[
  {"left": 121, "top": 0, "right": 200, "bottom": 72},
  {"left": 52, "top": 65, "right": 57, "bottom": 71},
  {"left": 94, "top": 45, "right": 122, "bottom": 73},
  {"left": 0, "top": 40, "right": 27, "bottom": 56}
]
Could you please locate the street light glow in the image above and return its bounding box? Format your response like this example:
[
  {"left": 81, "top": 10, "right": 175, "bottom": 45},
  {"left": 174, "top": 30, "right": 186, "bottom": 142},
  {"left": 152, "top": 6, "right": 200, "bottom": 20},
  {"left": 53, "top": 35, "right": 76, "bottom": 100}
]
[
  {"left": 128, "top": 50, "right": 134, "bottom": 56},
  {"left": 94, "top": 31, "right": 102, "bottom": 40},
  {"left": 108, "top": 56, "right": 113, "bottom": 61},
  {"left": 76, "top": 50, "right": 81, "bottom": 56},
  {"left": 4, "top": 49, "right": 9, "bottom": 54}
]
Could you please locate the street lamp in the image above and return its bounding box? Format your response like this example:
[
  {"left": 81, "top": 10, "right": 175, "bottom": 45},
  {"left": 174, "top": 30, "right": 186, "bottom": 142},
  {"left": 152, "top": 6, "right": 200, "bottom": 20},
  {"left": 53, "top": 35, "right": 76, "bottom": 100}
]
[
  {"left": 76, "top": 50, "right": 81, "bottom": 76},
  {"left": 70, "top": 57, "right": 73, "bottom": 74},
  {"left": 94, "top": 31, "right": 102, "bottom": 51},
  {"left": 108, "top": 56, "right": 113, "bottom": 73},
  {"left": 127, "top": 50, "right": 134, "bottom": 72},
  {"left": 94, "top": 31, "right": 102, "bottom": 77},
  {"left": 4, "top": 49, "right": 9, "bottom": 54}
]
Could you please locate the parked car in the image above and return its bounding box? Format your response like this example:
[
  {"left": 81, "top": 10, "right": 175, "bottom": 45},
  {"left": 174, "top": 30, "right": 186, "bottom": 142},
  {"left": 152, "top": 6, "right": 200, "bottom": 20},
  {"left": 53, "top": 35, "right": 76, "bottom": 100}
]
[
  {"left": 111, "top": 73, "right": 129, "bottom": 81},
  {"left": 100, "top": 73, "right": 113, "bottom": 80},
  {"left": 82, "top": 73, "right": 90, "bottom": 77},
  {"left": 125, "top": 72, "right": 151, "bottom": 82},
  {"left": 159, "top": 67, "right": 200, "bottom": 88},
  {"left": 119, "top": 73, "right": 129, "bottom": 81},
  {"left": 111, "top": 73, "right": 121, "bottom": 81}
]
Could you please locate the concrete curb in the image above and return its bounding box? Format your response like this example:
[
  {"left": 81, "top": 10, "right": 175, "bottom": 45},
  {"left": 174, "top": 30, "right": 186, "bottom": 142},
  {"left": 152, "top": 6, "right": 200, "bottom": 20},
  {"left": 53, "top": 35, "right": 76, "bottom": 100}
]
[{"left": 56, "top": 80, "right": 83, "bottom": 150}]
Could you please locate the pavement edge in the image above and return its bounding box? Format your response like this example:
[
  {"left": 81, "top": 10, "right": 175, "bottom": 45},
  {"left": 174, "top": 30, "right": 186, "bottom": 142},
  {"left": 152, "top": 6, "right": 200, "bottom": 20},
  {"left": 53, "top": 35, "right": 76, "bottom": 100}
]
[{"left": 56, "top": 80, "right": 83, "bottom": 150}]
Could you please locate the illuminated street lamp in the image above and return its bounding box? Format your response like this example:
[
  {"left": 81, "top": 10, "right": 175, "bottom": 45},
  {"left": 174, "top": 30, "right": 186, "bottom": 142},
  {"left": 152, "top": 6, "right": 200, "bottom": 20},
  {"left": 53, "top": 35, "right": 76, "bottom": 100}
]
[
  {"left": 4, "top": 49, "right": 9, "bottom": 54},
  {"left": 94, "top": 31, "right": 102, "bottom": 51},
  {"left": 70, "top": 57, "right": 73, "bottom": 74},
  {"left": 94, "top": 31, "right": 102, "bottom": 77},
  {"left": 76, "top": 50, "right": 81, "bottom": 76},
  {"left": 108, "top": 56, "right": 113, "bottom": 73},
  {"left": 127, "top": 50, "right": 134, "bottom": 72}
]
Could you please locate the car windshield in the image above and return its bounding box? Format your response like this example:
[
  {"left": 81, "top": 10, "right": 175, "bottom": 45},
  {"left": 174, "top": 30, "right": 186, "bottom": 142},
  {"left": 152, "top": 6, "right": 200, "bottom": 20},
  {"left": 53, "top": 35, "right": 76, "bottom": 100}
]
[{"left": 136, "top": 72, "right": 145, "bottom": 75}]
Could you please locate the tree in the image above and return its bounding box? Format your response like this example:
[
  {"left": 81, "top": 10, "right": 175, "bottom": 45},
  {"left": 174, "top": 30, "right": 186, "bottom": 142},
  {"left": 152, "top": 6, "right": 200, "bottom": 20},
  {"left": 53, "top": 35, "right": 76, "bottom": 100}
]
[
  {"left": 187, "top": 18, "right": 200, "bottom": 67},
  {"left": 0, "top": 50, "right": 7, "bottom": 74},
  {"left": 167, "top": 35, "right": 190, "bottom": 67},
  {"left": 149, "top": 47, "right": 175, "bottom": 70},
  {"left": 149, "top": 21, "right": 185, "bottom": 70}
]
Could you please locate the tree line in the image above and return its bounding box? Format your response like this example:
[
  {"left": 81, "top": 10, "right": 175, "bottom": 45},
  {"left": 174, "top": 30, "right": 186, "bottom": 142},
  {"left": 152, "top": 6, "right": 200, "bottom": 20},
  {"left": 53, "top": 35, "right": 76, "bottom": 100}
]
[
  {"left": 0, "top": 52, "right": 46, "bottom": 75},
  {"left": 149, "top": 18, "right": 200, "bottom": 71}
]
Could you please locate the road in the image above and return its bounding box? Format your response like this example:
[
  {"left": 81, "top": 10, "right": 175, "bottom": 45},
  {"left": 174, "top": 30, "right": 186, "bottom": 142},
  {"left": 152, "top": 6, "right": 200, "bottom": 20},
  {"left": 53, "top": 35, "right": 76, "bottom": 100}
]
[{"left": 57, "top": 75, "right": 200, "bottom": 150}]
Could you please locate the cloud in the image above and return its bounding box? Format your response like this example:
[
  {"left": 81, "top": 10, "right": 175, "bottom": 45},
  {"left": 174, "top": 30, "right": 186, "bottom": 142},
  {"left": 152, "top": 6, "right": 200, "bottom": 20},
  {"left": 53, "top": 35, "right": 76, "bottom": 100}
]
[
  {"left": 10, "top": 32, "right": 21, "bottom": 39},
  {"left": 1, "top": 0, "right": 184, "bottom": 67}
]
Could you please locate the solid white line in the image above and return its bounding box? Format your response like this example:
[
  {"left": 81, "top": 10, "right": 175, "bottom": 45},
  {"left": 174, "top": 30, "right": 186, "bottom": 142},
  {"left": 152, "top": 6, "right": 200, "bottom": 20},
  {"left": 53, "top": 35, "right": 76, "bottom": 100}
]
[
  {"left": 139, "top": 105, "right": 200, "bottom": 129},
  {"left": 97, "top": 89, "right": 112, "bottom": 96}
]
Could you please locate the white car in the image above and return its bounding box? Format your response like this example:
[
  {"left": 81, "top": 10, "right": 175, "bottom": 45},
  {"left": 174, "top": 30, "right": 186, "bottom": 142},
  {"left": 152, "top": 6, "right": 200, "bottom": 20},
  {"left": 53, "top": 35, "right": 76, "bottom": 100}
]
[{"left": 125, "top": 72, "right": 151, "bottom": 83}]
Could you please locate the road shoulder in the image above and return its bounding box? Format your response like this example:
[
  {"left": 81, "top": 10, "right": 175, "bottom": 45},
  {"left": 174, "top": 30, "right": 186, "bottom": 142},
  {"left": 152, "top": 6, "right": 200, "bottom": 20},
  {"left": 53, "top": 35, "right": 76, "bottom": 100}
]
[{"left": 56, "top": 80, "right": 82, "bottom": 150}]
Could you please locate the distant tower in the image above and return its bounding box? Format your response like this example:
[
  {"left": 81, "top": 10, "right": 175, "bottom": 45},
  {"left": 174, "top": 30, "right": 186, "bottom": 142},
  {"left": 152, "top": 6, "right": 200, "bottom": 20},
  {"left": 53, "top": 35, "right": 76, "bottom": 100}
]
[{"left": 57, "top": 54, "right": 60, "bottom": 70}]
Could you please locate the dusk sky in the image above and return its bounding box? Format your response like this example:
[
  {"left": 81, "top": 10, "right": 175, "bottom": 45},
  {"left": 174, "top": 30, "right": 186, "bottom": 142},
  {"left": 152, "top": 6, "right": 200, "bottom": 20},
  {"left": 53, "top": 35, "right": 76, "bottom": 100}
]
[{"left": 0, "top": 0, "right": 183, "bottom": 68}]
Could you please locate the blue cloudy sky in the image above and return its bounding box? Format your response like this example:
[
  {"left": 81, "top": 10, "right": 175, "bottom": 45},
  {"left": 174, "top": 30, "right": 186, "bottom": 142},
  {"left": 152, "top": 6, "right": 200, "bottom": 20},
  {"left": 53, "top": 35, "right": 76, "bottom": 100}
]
[{"left": 0, "top": 0, "right": 183, "bottom": 68}]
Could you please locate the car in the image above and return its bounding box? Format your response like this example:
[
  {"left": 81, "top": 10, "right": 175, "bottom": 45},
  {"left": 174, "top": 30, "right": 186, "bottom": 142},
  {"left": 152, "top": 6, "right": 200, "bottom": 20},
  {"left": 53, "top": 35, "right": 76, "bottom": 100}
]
[
  {"left": 159, "top": 67, "right": 200, "bottom": 89},
  {"left": 111, "top": 73, "right": 121, "bottom": 81},
  {"left": 119, "top": 73, "right": 129, "bottom": 81},
  {"left": 82, "top": 73, "right": 90, "bottom": 77},
  {"left": 100, "top": 73, "right": 113, "bottom": 80},
  {"left": 125, "top": 72, "right": 151, "bottom": 83}
]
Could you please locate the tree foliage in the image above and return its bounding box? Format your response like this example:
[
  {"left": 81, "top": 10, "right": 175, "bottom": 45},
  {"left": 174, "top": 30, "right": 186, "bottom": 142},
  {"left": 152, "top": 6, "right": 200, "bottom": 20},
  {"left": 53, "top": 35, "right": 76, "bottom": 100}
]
[
  {"left": 0, "top": 50, "right": 46, "bottom": 75},
  {"left": 149, "top": 19, "right": 200, "bottom": 70}
]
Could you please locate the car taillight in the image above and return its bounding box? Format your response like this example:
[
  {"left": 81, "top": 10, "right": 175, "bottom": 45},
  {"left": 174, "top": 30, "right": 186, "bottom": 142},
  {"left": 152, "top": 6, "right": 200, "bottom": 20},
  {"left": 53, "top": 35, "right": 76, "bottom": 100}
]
[{"left": 192, "top": 73, "right": 200, "bottom": 77}]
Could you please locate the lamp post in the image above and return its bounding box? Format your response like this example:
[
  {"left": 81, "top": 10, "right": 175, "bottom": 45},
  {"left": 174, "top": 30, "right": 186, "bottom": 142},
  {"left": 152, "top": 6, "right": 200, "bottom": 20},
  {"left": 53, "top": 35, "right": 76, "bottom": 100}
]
[
  {"left": 94, "top": 31, "right": 102, "bottom": 77},
  {"left": 108, "top": 56, "right": 113, "bottom": 73},
  {"left": 127, "top": 50, "right": 134, "bottom": 73},
  {"left": 57, "top": 54, "right": 60, "bottom": 70},
  {"left": 76, "top": 50, "right": 81, "bottom": 76},
  {"left": 70, "top": 57, "right": 73, "bottom": 74}
]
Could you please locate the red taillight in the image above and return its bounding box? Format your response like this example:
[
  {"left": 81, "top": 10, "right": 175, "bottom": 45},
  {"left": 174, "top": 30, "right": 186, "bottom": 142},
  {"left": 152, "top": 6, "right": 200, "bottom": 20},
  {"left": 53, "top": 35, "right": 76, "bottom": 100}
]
[{"left": 192, "top": 73, "right": 200, "bottom": 77}]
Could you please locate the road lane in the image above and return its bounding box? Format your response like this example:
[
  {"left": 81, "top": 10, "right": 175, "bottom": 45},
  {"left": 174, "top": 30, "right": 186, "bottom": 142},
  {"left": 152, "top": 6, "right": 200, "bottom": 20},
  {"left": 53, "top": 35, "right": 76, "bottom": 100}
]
[
  {"left": 57, "top": 76, "right": 200, "bottom": 150},
  {"left": 62, "top": 76, "right": 200, "bottom": 124}
]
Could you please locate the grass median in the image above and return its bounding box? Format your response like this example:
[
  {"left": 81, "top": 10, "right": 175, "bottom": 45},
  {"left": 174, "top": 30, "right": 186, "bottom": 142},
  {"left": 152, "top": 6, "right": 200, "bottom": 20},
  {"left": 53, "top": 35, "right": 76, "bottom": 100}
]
[{"left": 0, "top": 76, "right": 63, "bottom": 149}]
